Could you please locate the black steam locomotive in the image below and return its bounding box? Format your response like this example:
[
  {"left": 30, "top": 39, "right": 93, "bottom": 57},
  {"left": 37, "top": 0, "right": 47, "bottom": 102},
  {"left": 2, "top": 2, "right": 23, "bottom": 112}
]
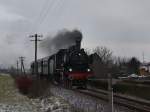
[{"left": 31, "top": 33, "right": 93, "bottom": 88}]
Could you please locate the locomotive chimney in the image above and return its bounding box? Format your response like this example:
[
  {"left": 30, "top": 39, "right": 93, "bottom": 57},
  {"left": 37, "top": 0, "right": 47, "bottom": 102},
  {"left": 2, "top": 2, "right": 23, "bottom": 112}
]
[
  {"left": 76, "top": 38, "right": 81, "bottom": 50},
  {"left": 74, "top": 30, "right": 82, "bottom": 50}
]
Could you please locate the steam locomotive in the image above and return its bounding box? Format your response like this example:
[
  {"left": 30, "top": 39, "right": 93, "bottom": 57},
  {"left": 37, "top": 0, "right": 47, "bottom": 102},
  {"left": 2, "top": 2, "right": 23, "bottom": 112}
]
[{"left": 31, "top": 32, "right": 93, "bottom": 88}]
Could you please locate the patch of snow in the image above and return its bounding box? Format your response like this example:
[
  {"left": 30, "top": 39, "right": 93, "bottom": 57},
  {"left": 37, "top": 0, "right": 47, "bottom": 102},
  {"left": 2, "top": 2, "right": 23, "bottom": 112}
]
[
  {"left": 30, "top": 96, "right": 72, "bottom": 112},
  {"left": 50, "top": 85, "right": 134, "bottom": 112},
  {"left": 0, "top": 103, "right": 36, "bottom": 112}
]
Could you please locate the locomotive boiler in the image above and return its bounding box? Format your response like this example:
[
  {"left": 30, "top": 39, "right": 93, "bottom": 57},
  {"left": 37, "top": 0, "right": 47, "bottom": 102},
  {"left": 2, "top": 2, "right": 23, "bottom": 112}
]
[{"left": 31, "top": 32, "right": 93, "bottom": 88}]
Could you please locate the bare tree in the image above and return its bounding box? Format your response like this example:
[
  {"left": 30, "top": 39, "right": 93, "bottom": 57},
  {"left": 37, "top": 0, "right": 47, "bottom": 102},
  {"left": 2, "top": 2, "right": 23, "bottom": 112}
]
[
  {"left": 84, "top": 48, "right": 91, "bottom": 55},
  {"left": 113, "top": 56, "right": 129, "bottom": 67},
  {"left": 112, "top": 56, "right": 130, "bottom": 76},
  {"left": 91, "top": 46, "right": 113, "bottom": 78},
  {"left": 93, "top": 46, "right": 113, "bottom": 65},
  {"left": 91, "top": 46, "right": 141, "bottom": 78}
]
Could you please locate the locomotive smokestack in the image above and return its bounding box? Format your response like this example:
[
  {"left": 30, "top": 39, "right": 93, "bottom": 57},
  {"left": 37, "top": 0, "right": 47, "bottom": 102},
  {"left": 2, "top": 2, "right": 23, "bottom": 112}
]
[
  {"left": 76, "top": 38, "right": 81, "bottom": 50},
  {"left": 73, "top": 30, "right": 82, "bottom": 50}
]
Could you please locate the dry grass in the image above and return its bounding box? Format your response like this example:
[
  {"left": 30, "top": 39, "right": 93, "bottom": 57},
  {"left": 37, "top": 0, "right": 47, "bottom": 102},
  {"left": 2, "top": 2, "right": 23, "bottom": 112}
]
[
  {"left": 27, "top": 78, "right": 51, "bottom": 98},
  {"left": 0, "top": 75, "right": 16, "bottom": 101},
  {"left": 0, "top": 75, "right": 31, "bottom": 103}
]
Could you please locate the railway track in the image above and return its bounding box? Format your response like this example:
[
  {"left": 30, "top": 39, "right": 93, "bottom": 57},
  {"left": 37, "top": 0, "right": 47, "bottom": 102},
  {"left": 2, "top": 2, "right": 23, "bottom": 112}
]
[
  {"left": 76, "top": 87, "right": 150, "bottom": 112},
  {"left": 52, "top": 83, "right": 150, "bottom": 111}
]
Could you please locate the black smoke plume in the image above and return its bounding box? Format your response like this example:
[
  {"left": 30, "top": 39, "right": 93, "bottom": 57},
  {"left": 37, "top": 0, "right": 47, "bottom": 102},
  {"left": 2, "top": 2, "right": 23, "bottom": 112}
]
[{"left": 40, "top": 29, "right": 82, "bottom": 55}]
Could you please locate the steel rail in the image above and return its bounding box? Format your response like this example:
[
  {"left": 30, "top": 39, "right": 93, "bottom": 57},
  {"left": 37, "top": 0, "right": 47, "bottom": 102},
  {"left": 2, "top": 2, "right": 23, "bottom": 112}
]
[{"left": 77, "top": 88, "right": 150, "bottom": 112}]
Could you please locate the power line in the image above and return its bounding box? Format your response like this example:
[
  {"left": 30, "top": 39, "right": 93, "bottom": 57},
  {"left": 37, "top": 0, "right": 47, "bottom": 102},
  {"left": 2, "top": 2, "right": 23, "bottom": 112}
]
[
  {"left": 29, "top": 0, "right": 52, "bottom": 33},
  {"left": 36, "top": 0, "right": 51, "bottom": 23},
  {"left": 30, "top": 0, "right": 58, "bottom": 33},
  {"left": 36, "top": 0, "right": 59, "bottom": 30},
  {"left": 29, "top": 0, "right": 68, "bottom": 37},
  {"left": 29, "top": 0, "right": 49, "bottom": 33},
  {"left": 42, "top": 0, "right": 71, "bottom": 31},
  {"left": 34, "top": 0, "right": 55, "bottom": 31},
  {"left": 50, "top": 0, "right": 67, "bottom": 28}
]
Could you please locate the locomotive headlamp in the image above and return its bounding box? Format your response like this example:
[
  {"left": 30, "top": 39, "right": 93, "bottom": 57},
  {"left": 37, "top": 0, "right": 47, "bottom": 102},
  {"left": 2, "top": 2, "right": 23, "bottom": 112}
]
[
  {"left": 87, "top": 68, "right": 91, "bottom": 72},
  {"left": 69, "top": 68, "right": 73, "bottom": 72}
]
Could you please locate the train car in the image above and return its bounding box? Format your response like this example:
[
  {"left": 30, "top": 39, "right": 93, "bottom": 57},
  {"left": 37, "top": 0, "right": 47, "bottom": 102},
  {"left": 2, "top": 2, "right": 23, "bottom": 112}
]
[
  {"left": 31, "top": 33, "right": 94, "bottom": 88},
  {"left": 37, "top": 59, "right": 43, "bottom": 76}
]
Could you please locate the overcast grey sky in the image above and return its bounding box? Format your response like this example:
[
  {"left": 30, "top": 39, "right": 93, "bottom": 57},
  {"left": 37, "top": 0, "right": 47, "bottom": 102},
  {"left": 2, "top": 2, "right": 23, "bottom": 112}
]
[{"left": 0, "top": 0, "right": 150, "bottom": 68}]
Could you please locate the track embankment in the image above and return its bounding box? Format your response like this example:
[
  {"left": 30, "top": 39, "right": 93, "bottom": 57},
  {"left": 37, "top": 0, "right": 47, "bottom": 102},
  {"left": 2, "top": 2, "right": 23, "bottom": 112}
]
[
  {"left": 50, "top": 85, "right": 134, "bottom": 112},
  {"left": 0, "top": 74, "right": 73, "bottom": 112}
]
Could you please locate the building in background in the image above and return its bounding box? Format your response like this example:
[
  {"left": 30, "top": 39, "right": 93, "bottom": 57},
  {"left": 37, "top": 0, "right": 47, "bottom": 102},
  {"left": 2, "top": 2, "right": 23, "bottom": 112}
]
[{"left": 139, "top": 63, "right": 150, "bottom": 76}]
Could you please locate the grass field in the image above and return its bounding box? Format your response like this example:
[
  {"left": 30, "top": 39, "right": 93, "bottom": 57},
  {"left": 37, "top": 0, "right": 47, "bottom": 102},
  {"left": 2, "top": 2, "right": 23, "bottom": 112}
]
[
  {"left": 0, "top": 74, "right": 72, "bottom": 112},
  {"left": 0, "top": 74, "right": 31, "bottom": 103},
  {"left": 0, "top": 75, "right": 15, "bottom": 101}
]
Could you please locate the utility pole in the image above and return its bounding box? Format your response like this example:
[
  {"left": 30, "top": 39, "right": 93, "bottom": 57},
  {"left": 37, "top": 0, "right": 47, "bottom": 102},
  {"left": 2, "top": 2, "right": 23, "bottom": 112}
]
[
  {"left": 29, "top": 34, "right": 42, "bottom": 76},
  {"left": 142, "top": 52, "right": 145, "bottom": 63},
  {"left": 17, "top": 60, "right": 19, "bottom": 74},
  {"left": 107, "top": 73, "right": 113, "bottom": 112},
  {"left": 19, "top": 56, "right": 26, "bottom": 74}
]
